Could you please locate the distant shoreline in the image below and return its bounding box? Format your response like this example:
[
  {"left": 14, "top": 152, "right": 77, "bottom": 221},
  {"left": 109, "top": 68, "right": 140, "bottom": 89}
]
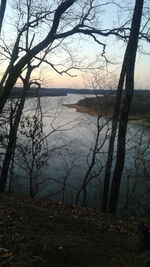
[
  {"left": 62, "top": 104, "right": 102, "bottom": 116},
  {"left": 63, "top": 103, "right": 150, "bottom": 127},
  {"left": 10, "top": 87, "right": 150, "bottom": 98},
  {"left": 11, "top": 89, "right": 67, "bottom": 98}
]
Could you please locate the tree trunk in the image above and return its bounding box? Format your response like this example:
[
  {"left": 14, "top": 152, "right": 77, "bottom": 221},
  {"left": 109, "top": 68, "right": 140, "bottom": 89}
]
[
  {"left": 101, "top": 61, "right": 126, "bottom": 212},
  {"left": 75, "top": 117, "right": 101, "bottom": 206},
  {"left": 0, "top": 0, "right": 7, "bottom": 33},
  {"left": 108, "top": 0, "right": 144, "bottom": 214},
  {"left": 0, "top": 88, "right": 26, "bottom": 192}
]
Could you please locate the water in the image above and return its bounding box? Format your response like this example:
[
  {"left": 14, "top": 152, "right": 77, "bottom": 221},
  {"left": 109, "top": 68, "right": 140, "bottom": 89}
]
[{"left": 9, "top": 94, "right": 150, "bottom": 214}]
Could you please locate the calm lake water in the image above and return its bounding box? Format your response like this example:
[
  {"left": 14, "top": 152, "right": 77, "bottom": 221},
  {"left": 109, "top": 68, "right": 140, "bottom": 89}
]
[{"left": 13, "top": 94, "right": 150, "bottom": 214}]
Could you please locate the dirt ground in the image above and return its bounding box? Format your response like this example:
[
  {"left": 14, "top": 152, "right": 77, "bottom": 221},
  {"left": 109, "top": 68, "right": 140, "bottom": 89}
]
[{"left": 0, "top": 194, "right": 149, "bottom": 266}]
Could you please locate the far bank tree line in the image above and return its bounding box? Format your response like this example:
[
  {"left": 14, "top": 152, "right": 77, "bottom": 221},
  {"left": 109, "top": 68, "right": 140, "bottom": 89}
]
[{"left": 77, "top": 91, "right": 150, "bottom": 117}]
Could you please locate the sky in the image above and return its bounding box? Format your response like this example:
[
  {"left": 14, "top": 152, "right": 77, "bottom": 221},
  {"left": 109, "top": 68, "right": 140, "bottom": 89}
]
[
  {"left": 38, "top": 36, "right": 150, "bottom": 90},
  {"left": 40, "top": 41, "right": 150, "bottom": 90},
  {"left": 1, "top": 0, "right": 150, "bottom": 90}
]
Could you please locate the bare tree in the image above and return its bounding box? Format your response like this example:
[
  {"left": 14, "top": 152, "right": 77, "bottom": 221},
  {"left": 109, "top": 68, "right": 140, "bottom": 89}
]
[
  {"left": 0, "top": 0, "right": 137, "bottom": 114},
  {"left": 101, "top": 0, "right": 150, "bottom": 213},
  {"left": 75, "top": 113, "right": 110, "bottom": 207},
  {"left": 107, "top": 0, "right": 144, "bottom": 214},
  {"left": 123, "top": 128, "right": 150, "bottom": 215},
  {"left": 0, "top": 0, "right": 49, "bottom": 192},
  {"left": 16, "top": 96, "right": 48, "bottom": 197}
]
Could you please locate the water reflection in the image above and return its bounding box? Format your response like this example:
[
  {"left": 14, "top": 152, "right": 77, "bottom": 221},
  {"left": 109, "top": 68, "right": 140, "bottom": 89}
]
[{"left": 12, "top": 94, "right": 150, "bottom": 214}]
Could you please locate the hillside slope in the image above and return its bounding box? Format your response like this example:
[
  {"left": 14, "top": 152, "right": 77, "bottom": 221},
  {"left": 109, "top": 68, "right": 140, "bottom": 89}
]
[{"left": 0, "top": 194, "right": 149, "bottom": 266}]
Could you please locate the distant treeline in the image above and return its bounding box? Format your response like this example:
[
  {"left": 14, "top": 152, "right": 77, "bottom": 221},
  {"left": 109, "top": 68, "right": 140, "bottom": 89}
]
[
  {"left": 76, "top": 91, "right": 150, "bottom": 117},
  {"left": 11, "top": 87, "right": 150, "bottom": 100},
  {"left": 11, "top": 87, "right": 67, "bottom": 97},
  {"left": 11, "top": 87, "right": 113, "bottom": 97}
]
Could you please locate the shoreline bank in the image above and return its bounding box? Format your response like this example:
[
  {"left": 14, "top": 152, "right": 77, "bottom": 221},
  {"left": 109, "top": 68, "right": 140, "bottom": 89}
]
[{"left": 63, "top": 103, "right": 150, "bottom": 127}]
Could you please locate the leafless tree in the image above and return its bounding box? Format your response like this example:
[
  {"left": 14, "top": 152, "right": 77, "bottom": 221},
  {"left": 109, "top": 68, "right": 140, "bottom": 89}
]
[
  {"left": 0, "top": 0, "right": 139, "bottom": 114},
  {"left": 123, "top": 128, "right": 150, "bottom": 215},
  {"left": 0, "top": 0, "right": 79, "bottom": 192},
  {"left": 75, "top": 112, "right": 111, "bottom": 207},
  {"left": 101, "top": 0, "right": 150, "bottom": 213},
  {"left": 16, "top": 96, "right": 48, "bottom": 197},
  {"left": 106, "top": 0, "right": 145, "bottom": 214},
  {"left": 0, "top": 0, "right": 49, "bottom": 192}
]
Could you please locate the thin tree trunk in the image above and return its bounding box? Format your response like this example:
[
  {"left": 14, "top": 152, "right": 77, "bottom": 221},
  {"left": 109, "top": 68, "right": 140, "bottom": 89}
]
[
  {"left": 108, "top": 0, "right": 144, "bottom": 214},
  {"left": 101, "top": 62, "right": 126, "bottom": 212},
  {"left": 0, "top": 65, "right": 31, "bottom": 192},
  {"left": 0, "top": 0, "right": 7, "bottom": 33},
  {"left": 0, "top": 89, "right": 26, "bottom": 192},
  {"left": 75, "top": 156, "right": 96, "bottom": 206},
  {"left": 75, "top": 117, "right": 102, "bottom": 206}
]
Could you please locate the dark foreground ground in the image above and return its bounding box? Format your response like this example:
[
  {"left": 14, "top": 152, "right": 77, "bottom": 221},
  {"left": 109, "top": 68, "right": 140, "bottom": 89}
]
[{"left": 0, "top": 194, "right": 150, "bottom": 267}]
